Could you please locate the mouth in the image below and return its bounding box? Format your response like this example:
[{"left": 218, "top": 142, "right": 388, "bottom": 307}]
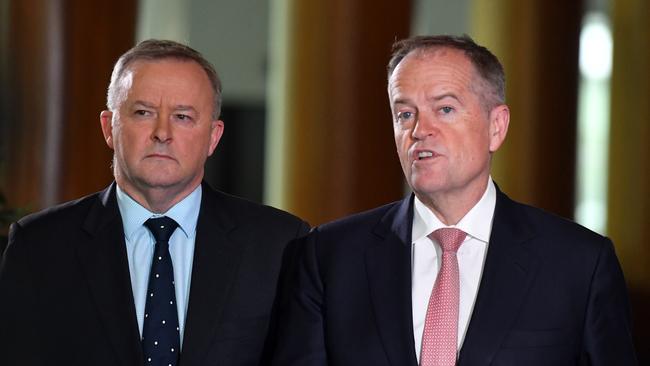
[
  {"left": 145, "top": 153, "right": 175, "bottom": 160},
  {"left": 412, "top": 149, "right": 440, "bottom": 162}
]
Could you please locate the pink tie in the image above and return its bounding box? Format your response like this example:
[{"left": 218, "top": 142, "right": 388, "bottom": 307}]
[{"left": 420, "top": 228, "right": 467, "bottom": 366}]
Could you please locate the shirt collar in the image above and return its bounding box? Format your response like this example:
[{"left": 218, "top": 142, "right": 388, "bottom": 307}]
[
  {"left": 116, "top": 184, "right": 202, "bottom": 241},
  {"left": 412, "top": 178, "right": 496, "bottom": 244}
]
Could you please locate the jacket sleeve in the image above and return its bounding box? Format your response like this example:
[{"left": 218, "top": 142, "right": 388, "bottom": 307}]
[
  {"left": 271, "top": 231, "right": 329, "bottom": 366},
  {"left": 580, "top": 239, "right": 638, "bottom": 365},
  {"left": 0, "top": 223, "right": 41, "bottom": 366}
]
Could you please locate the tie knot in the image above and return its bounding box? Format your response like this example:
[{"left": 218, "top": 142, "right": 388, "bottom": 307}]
[
  {"left": 429, "top": 228, "right": 466, "bottom": 252},
  {"left": 144, "top": 216, "right": 179, "bottom": 243}
]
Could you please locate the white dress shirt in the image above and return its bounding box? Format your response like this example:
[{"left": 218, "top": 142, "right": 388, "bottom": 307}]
[
  {"left": 116, "top": 184, "right": 201, "bottom": 348},
  {"left": 411, "top": 179, "right": 496, "bottom": 363}
]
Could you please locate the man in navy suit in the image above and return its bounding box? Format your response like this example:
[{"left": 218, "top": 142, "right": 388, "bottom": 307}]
[
  {"left": 0, "top": 39, "right": 309, "bottom": 365},
  {"left": 271, "top": 35, "right": 637, "bottom": 365}
]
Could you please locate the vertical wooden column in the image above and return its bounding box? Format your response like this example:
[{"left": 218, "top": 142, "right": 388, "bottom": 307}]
[
  {"left": 58, "top": 0, "right": 136, "bottom": 202},
  {"left": 471, "top": 0, "right": 582, "bottom": 219},
  {"left": 608, "top": 1, "right": 650, "bottom": 362},
  {"left": 0, "top": 0, "right": 136, "bottom": 215},
  {"left": 0, "top": 0, "right": 137, "bottom": 211},
  {"left": 268, "top": 0, "right": 411, "bottom": 225},
  {"left": 2, "top": 0, "right": 52, "bottom": 211}
]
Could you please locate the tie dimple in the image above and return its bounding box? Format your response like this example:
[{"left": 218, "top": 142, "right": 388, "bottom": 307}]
[{"left": 420, "top": 227, "right": 467, "bottom": 366}]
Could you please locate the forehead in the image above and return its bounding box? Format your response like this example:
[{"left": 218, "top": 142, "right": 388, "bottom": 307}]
[
  {"left": 121, "top": 59, "right": 213, "bottom": 102},
  {"left": 388, "top": 48, "right": 477, "bottom": 98}
]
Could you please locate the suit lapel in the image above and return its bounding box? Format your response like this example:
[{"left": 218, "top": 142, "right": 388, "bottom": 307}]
[
  {"left": 181, "top": 185, "right": 246, "bottom": 365},
  {"left": 76, "top": 183, "right": 143, "bottom": 365},
  {"left": 458, "top": 188, "right": 541, "bottom": 365},
  {"left": 365, "top": 196, "right": 419, "bottom": 366}
]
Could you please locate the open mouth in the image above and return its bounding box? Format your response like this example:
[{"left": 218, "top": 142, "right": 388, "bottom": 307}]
[{"left": 417, "top": 151, "right": 434, "bottom": 160}]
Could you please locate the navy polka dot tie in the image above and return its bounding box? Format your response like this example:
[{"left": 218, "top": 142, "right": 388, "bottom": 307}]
[{"left": 143, "top": 217, "right": 180, "bottom": 366}]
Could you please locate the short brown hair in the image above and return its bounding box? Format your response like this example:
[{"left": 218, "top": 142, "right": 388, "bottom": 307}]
[
  {"left": 388, "top": 35, "right": 505, "bottom": 109},
  {"left": 107, "top": 39, "right": 223, "bottom": 119}
]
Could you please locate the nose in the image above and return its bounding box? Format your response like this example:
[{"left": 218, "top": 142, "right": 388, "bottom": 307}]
[
  {"left": 152, "top": 114, "right": 172, "bottom": 143},
  {"left": 411, "top": 111, "right": 438, "bottom": 140}
]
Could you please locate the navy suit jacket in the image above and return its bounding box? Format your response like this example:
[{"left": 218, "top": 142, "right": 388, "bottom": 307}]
[
  {"left": 272, "top": 187, "right": 637, "bottom": 365},
  {"left": 0, "top": 182, "right": 309, "bottom": 366}
]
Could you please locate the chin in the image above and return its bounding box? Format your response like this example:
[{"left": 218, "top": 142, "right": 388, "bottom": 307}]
[
  {"left": 409, "top": 173, "right": 445, "bottom": 193},
  {"left": 137, "top": 174, "right": 185, "bottom": 190}
]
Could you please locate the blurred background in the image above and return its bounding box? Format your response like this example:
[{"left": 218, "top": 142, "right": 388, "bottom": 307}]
[{"left": 0, "top": 0, "right": 648, "bottom": 360}]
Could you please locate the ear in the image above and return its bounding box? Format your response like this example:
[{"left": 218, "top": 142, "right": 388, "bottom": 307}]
[
  {"left": 488, "top": 104, "right": 509, "bottom": 153},
  {"left": 207, "top": 119, "right": 224, "bottom": 156},
  {"left": 100, "top": 110, "right": 115, "bottom": 149}
]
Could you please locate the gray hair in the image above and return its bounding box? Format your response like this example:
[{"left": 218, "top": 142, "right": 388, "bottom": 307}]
[
  {"left": 388, "top": 34, "right": 505, "bottom": 110},
  {"left": 106, "top": 39, "right": 222, "bottom": 119}
]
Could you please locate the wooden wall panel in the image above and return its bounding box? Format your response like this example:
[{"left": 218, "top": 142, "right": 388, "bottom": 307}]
[
  {"left": 59, "top": 0, "right": 136, "bottom": 201},
  {"left": 609, "top": 0, "right": 650, "bottom": 362},
  {"left": 3, "top": 0, "right": 50, "bottom": 211},
  {"left": 280, "top": 0, "right": 411, "bottom": 225},
  {"left": 473, "top": 0, "right": 582, "bottom": 219}
]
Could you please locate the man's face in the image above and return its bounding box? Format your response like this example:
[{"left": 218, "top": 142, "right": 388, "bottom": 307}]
[
  {"left": 100, "top": 59, "right": 223, "bottom": 201},
  {"left": 389, "top": 48, "right": 508, "bottom": 206}
]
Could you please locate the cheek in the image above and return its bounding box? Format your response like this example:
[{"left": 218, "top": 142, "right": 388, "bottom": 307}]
[
  {"left": 110, "top": 130, "right": 126, "bottom": 156},
  {"left": 394, "top": 130, "right": 410, "bottom": 151},
  {"left": 458, "top": 138, "right": 489, "bottom": 169},
  {"left": 457, "top": 123, "right": 490, "bottom": 156},
  {"left": 117, "top": 125, "right": 143, "bottom": 145},
  {"left": 183, "top": 132, "right": 212, "bottom": 160}
]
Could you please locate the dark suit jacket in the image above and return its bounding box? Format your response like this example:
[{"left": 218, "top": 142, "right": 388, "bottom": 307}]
[
  {"left": 272, "top": 187, "right": 637, "bottom": 365},
  {"left": 0, "top": 182, "right": 309, "bottom": 366}
]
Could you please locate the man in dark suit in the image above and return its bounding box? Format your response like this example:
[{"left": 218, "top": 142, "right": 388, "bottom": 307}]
[
  {"left": 0, "top": 39, "right": 309, "bottom": 366},
  {"left": 271, "top": 35, "right": 637, "bottom": 365}
]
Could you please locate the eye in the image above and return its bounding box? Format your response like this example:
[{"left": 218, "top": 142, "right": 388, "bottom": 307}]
[
  {"left": 134, "top": 110, "right": 151, "bottom": 116},
  {"left": 396, "top": 111, "right": 415, "bottom": 122},
  {"left": 175, "top": 114, "right": 192, "bottom": 121},
  {"left": 440, "top": 106, "right": 454, "bottom": 114}
]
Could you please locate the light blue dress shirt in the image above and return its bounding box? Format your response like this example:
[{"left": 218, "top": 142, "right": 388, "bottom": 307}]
[{"left": 116, "top": 184, "right": 201, "bottom": 348}]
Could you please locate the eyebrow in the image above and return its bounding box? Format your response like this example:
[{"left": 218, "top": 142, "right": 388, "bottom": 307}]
[
  {"left": 174, "top": 105, "right": 198, "bottom": 113},
  {"left": 132, "top": 100, "right": 156, "bottom": 109},
  {"left": 392, "top": 97, "right": 415, "bottom": 106},
  {"left": 132, "top": 101, "right": 198, "bottom": 113},
  {"left": 429, "top": 93, "right": 461, "bottom": 103},
  {"left": 392, "top": 93, "right": 462, "bottom": 106}
]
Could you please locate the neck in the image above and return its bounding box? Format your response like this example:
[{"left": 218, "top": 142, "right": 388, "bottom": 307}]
[
  {"left": 417, "top": 177, "right": 489, "bottom": 226},
  {"left": 116, "top": 179, "right": 201, "bottom": 214}
]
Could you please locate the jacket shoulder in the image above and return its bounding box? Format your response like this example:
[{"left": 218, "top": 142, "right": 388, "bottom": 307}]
[
  {"left": 14, "top": 191, "right": 103, "bottom": 232},
  {"left": 203, "top": 186, "right": 309, "bottom": 232},
  {"left": 497, "top": 192, "right": 611, "bottom": 251},
  {"left": 313, "top": 200, "right": 404, "bottom": 242}
]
